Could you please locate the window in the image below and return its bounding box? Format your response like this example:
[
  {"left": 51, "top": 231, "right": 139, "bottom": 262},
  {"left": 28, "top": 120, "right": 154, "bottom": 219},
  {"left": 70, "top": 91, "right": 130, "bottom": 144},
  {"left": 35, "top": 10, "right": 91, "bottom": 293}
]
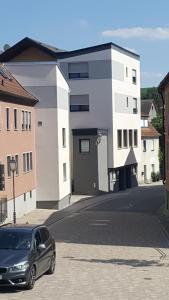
[
  {"left": 129, "top": 130, "right": 133, "bottom": 147},
  {"left": 28, "top": 112, "right": 31, "bottom": 130},
  {"left": 62, "top": 128, "right": 66, "bottom": 147},
  {"left": 15, "top": 155, "right": 19, "bottom": 175},
  {"left": 126, "top": 97, "right": 129, "bottom": 107},
  {"left": 6, "top": 108, "right": 10, "bottom": 130},
  {"left": 63, "top": 163, "right": 67, "bottom": 181},
  {"left": 70, "top": 95, "right": 89, "bottom": 112},
  {"left": 123, "top": 130, "right": 127, "bottom": 148},
  {"left": 141, "top": 118, "right": 148, "bottom": 127},
  {"left": 22, "top": 111, "right": 25, "bottom": 130},
  {"left": 25, "top": 111, "right": 28, "bottom": 130},
  {"left": 23, "top": 152, "right": 33, "bottom": 172},
  {"left": 39, "top": 228, "right": 49, "bottom": 243},
  {"left": 68, "top": 62, "right": 88, "bottom": 79},
  {"left": 132, "top": 69, "right": 137, "bottom": 84},
  {"left": 117, "top": 130, "right": 122, "bottom": 149},
  {"left": 134, "top": 130, "right": 138, "bottom": 147},
  {"left": 151, "top": 139, "right": 154, "bottom": 151},
  {"left": 7, "top": 156, "right": 11, "bottom": 177},
  {"left": 30, "top": 190, "right": 32, "bottom": 198},
  {"left": 24, "top": 193, "right": 26, "bottom": 202},
  {"left": 126, "top": 67, "right": 128, "bottom": 77},
  {"left": 14, "top": 109, "right": 18, "bottom": 130},
  {"left": 133, "top": 98, "right": 137, "bottom": 114},
  {"left": 80, "top": 139, "right": 90, "bottom": 153},
  {"left": 143, "top": 140, "right": 146, "bottom": 152}
]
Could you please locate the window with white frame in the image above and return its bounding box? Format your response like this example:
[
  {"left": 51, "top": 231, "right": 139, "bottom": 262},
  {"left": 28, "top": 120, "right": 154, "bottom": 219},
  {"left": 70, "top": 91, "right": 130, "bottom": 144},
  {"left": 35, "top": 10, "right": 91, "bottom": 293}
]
[
  {"left": 79, "top": 139, "right": 90, "bottom": 153},
  {"left": 62, "top": 128, "right": 66, "bottom": 147},
  {"left": 133, "top": 98, "right": 137, "bottom": 114},
  {"left": 28, "top": 112, "right": 31, "bottom": 130},
  {"left": 63, "top": 163, "right": 67, "bottom": 181},
  {"left": 132, "top": 69, "right": 137, "bottom": 84},
  {"left": 141, "top": 118, "right": 148, "bottom": 127},
  {"left": 23, "top": 152, "right": 33, "bottom": 172},
  {"left": 117, "top": 130, "right": 122, "bottom": 149},
  {"left": 68, "top": 62, "right": 88, "bottom": 79},
  {"left": 14, "top": 109, "right": 18, "bottom": 130}
]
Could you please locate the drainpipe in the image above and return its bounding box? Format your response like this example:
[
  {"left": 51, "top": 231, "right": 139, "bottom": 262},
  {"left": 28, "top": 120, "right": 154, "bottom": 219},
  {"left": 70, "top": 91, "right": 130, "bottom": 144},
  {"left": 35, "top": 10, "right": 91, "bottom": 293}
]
[{"left": 158, "top": 90, "right": 165, "bottom": 185}]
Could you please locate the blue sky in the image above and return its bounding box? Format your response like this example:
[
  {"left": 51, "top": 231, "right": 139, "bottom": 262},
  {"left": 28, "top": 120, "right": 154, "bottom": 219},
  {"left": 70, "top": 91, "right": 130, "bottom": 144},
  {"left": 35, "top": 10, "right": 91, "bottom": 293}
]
[{"left": 1, "top": 0, "right": 169, "bottom": 87}]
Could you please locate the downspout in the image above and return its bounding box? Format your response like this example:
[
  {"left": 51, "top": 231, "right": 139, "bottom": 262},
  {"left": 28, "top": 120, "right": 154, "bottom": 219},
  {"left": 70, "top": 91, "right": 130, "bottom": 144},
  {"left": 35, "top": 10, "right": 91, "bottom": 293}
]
[{"left": 158, "top": 90, "right": 165, "bottom": 184}]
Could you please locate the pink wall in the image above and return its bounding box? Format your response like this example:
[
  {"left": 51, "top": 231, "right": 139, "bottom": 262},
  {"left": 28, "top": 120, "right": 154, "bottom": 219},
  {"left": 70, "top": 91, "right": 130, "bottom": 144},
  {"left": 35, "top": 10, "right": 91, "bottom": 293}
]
[{"left": 0, "top": 101, "right": 36, "bottom": 201}]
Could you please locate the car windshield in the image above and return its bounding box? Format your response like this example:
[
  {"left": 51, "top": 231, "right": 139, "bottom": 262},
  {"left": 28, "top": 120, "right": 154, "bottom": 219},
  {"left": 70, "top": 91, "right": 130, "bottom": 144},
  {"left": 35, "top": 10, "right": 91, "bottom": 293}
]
[{"left": 0, "top": 230, "right": 32, "bottom": 250}]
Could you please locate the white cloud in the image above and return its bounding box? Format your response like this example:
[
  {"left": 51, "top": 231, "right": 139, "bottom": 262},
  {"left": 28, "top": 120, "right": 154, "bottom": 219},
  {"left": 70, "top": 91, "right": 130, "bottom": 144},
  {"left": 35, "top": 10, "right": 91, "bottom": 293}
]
[{"left": 102, "top": 27, "right": 169, "bottom": 40}]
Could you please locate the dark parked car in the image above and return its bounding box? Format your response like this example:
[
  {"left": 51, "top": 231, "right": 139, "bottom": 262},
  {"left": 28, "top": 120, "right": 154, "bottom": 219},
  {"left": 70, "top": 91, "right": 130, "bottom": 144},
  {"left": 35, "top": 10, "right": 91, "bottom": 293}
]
[{"left": 0, "top": 224, "right": 56, "bottom": 289}]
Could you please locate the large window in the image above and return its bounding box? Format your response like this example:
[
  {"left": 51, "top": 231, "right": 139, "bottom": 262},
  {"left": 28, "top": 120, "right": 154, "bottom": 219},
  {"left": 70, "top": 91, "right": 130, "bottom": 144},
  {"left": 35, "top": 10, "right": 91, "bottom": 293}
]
[
  {"left": 132, "top": 69, "right": 137, "bottom": 84},
  {"left": 22, "top": 111, "right": 31, "bottom": 131},
  {"left": 134, "top": 130, "right": 138, "bottom": 147},
  {"left": 14, "top": 109, "right": 18, "bottom": 130},
  {"left": 123, "top": 130, "right": 127, "bottom": 148},
  {"left": 117, "top": 130, "right": 122, "bottom": 149},
  {"left": 68, "top": 62, "right": 88, "bottom": 79},
  {"left": 79, "top": 139, "right": 90, "bottom": 153},
  {"left": 129, "top": 130, "right": 133, "bottom": 147},
  {"left": 6, "top": 108, "right": 10, "bottom": 130},
  {"left": 70, "top": 95, "right": 89, "bottom": 112},
  {"left": 23, "top": 152, "right": 33, "bottom": 173}
]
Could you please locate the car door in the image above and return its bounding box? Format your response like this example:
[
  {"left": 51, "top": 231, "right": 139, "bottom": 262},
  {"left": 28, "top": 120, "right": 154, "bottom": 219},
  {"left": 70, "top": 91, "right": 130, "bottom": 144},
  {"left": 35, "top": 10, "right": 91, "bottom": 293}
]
[
  {"left": 33, "top": 229, "right": 45, "bottom": 277},
  {"left": 39, "top": 227, "right": 53, "bottom": 272}
]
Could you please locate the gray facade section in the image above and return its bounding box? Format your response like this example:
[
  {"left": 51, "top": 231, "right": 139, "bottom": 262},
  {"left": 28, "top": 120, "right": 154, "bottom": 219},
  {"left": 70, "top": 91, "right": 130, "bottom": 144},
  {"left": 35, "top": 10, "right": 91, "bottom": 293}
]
[
  {"left": 97, "top": 135, "right": 108, "bottom": 192},
  {"left": 73, "top": 135, "right": 98, "bottom": 195},
  {"left": 112, "top": 60, "right": 124, "bottom": 81},
  {"left": 60, "top": 60, "right": 112, "bottom": 80},
  {"left": 25, "top": 86, "right": 68, "bottom": 110},
  {"left": 114, "top": 93, "right": 140, "bottom": 114},
  {"left": 36, "top": 194, "right": 71, "bottom": 210}
]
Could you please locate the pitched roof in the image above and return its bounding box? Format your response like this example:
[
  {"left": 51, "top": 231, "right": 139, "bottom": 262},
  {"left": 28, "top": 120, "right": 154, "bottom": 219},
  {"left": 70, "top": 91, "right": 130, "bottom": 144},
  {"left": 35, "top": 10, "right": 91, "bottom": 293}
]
[
  {"left": 141, "top": 99, "right": 154, "bottom": 116},
  {"left": 141, "top": 123, "right": 160, "bottom": 138},
  {"left": 0, "top": 37, "right": 140, "bottom": 62},
  {"left": 0, "top": 64, "right": 38, "bottom": 106}
]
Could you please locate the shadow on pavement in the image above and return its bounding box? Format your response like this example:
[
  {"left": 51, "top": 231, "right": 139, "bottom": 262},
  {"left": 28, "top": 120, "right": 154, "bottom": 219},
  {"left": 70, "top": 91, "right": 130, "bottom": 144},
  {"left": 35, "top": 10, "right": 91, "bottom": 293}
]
[{"left": 63, "top": 256, "right": 165, "bottom": 268}]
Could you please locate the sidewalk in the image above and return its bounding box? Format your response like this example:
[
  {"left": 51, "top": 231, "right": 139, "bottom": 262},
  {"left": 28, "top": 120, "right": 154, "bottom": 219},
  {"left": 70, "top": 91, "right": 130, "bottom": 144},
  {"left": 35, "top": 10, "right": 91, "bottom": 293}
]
[{"left": 17, "top": 194, "right": 91, "bottom": 224}]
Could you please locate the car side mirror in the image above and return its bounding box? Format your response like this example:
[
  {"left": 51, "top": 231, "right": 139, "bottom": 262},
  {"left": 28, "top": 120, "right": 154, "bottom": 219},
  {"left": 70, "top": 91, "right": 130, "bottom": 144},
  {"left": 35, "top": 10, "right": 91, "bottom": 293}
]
[{"left": 38, "top": 243, "right": 46, "bottom": 251}]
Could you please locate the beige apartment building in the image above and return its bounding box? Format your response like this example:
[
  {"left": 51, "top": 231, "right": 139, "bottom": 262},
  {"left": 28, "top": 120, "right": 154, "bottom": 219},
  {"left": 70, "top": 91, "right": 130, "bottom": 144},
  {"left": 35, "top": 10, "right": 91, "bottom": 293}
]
[{"left": 0, "top": 64, "right": 38, "bottom": 222}]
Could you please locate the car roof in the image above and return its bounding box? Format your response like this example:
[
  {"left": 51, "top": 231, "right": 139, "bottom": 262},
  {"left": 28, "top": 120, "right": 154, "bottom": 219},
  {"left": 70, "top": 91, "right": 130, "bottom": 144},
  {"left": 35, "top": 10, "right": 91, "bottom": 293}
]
[{"left": 0, "top": 223, "right": 46, "bottom": 231}]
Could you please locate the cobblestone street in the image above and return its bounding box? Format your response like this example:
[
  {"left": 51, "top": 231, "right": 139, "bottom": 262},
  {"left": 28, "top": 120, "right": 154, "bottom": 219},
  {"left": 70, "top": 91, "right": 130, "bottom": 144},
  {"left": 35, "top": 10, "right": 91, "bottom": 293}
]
[{"left": 1, "top": 184, "right": 169, "bottom": 299}]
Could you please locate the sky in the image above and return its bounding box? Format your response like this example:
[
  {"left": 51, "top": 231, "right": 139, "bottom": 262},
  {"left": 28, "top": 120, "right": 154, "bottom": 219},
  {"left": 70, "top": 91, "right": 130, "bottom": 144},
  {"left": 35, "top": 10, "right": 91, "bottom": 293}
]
[{"left": 1, "top": 0, "right": 169, "bottom": 87}]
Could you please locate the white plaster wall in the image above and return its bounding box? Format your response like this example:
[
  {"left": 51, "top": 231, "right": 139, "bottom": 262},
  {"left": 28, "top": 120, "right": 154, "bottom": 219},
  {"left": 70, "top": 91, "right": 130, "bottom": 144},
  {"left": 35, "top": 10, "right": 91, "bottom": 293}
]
[
  {"left": 140, "top": 138, "right": 160, "bottom": 182},
  {"left": 6, "top": 62, "right": 70, "bottom": 203},
  {"left": 6, "top": 189, "right": 36, "bottom": 222},
  {"left": 111, "top": 48, "right": 141, "bottom": 168}
]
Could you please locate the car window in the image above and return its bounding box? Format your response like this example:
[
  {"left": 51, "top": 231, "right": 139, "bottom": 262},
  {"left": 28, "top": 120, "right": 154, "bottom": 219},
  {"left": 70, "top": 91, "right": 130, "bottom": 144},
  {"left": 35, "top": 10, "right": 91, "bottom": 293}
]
[
  {"left": 34, "top": 230, "right": 41, "bottom": 248},
  {"left": 39, "top": 228, "right": 50, "bottom": 244},
  {"left": 0, "top": 230, "right": 32, "bottom": 250}
]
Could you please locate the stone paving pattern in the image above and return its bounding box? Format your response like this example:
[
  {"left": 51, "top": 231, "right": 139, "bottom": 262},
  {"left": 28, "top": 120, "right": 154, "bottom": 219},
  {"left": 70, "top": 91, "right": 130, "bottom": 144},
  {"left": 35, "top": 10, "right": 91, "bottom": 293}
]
[{"left": 1, "top": 184, "right": 169, "bottom": 299}]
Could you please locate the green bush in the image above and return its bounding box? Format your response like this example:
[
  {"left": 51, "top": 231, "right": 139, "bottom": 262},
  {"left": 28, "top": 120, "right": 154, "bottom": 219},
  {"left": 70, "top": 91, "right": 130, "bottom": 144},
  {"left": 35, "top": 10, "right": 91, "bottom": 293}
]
[{"left": 151, "top": 171, "right": 160, "bottom": 182}]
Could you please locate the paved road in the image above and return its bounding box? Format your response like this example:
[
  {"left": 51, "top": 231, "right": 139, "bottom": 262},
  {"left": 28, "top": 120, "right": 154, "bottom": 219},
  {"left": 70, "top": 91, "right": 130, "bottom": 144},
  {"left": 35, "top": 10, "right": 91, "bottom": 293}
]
[{"left": 1, "top": 184, "right": 169, "bottom": 299}]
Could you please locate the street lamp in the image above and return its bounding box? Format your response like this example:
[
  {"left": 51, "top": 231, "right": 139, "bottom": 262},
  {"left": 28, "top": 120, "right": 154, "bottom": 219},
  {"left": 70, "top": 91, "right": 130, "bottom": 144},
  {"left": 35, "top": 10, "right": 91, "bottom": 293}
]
[{"left": 9, "top": 157, "right": 16, "bottom": 224}]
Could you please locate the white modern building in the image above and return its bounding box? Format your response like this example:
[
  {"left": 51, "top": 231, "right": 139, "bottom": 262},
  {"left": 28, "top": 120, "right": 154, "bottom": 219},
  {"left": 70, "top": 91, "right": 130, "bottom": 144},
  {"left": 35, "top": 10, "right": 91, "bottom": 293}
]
[
  {"left": 58, "top": 43, "right": 141, "bottom": 193},
  {"left": 6, "top": 61, "right": 71, "bottom": 209}
]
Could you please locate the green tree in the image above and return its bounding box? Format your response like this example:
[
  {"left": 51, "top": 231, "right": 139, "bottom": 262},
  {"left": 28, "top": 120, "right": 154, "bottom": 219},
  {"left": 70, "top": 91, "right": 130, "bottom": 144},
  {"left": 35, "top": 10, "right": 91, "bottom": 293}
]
[{"left": 151, "top": 116, "right": 163, "bottom": 134}]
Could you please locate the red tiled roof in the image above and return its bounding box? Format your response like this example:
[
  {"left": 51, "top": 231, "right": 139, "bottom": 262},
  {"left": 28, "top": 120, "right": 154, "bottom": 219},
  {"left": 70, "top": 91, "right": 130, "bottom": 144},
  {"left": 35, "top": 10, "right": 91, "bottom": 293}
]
[
  {"left": 0, "top": 64, "right": 38, "bottom": 105},
  {"left": 141, "top": 123, "right": 160, "bottom": 138}
]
